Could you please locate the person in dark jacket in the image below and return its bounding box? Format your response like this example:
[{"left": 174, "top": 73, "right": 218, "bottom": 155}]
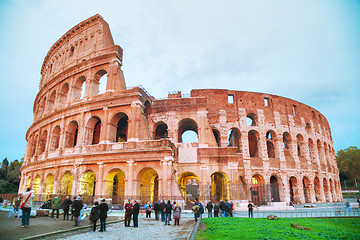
[
  {"left": 124, "top": 199, "right": 133, "bottom": 227},
  {"left": 90, "top": 202, "right": 100, "bottom": 232},
  {"left": 99, "top": 199, "right": 109, "bottom": 232},
  {"left": 206, "top": 201, "right": 213, "bottom": 218},
  {"left": 164, "top": 200, "right": 172, "bottom": 225},
  {"left": 71, "top": 196, "right": 83, "bottom": 226},
  {"left": 213, "top": 203, "right": 219, "bottom": 217},
  {"left": 154, "top": 201, "right": 160, "bottom": 220},
  {"left": 219, "top": 200, "right": 226, "bottom": 217},
  {"left": 62, "top": 196, "right": 72, "bottom": 220},
  {"left": 160, "top": 200, "right": 166, "bottom": 222},
  {"left": 132, "top": 200, "right": 140, "bottom": 227},
  {"left": 225, "top": 200, "right": 231, "bottom": 217}
]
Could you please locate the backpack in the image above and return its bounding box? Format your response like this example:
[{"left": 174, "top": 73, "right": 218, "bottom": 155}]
[
  {"left": 192, "top": 205, "right": 199, "bottom": 213},
  {"left": 199, "top": 204, "right": 204, "bottom": 214},
  {"left": 214, "top": 205, "right": 219, "bottom": 212}
]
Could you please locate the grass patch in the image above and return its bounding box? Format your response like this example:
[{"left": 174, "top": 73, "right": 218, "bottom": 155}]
[{"left": 195, "top": 217, "right": 360, "bottom": 240}]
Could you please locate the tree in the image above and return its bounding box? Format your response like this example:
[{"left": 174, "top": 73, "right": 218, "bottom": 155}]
[{"left": 336, "top": 146, "right": 360, "bottom": 184}]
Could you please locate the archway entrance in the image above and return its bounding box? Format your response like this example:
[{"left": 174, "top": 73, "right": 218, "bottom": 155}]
[
  {"left": 178, "top": 172, "right": 199, "bottom": 209},
  {"left": 303, "top": 177, "right": 311, "bottom": 203},
  {"left": 289, "top": 176, "right": 297, "bottom": 203},
  {"left": 314, "top": 177, "right": 321, "bottom": 202},
  {"left": 270, "top": 176, "right": 280, "bottom": 202},
  {"left": 60, "top": 171, "right": 73, "bottom": 196},
  {"left": 251, "top": 175, "right": 265, "bottom": 205},
  {"left": 33, "top": 175, "right": 41, "bottom": 195},
  {"left": 43, "top": 174, "right": 54, "bottom": 200},
  {"left": 323, "top": 178, "right": 330, "bottom": 202},
  {"left": 79, "top": 170, "right": 96, "bottom": 203},
  {"left": 137, "top": 168, "right": 158, "bottom": 204},
  {"left": 105, "top": 169, "right": 125, "bottom": 204},
  {"left": 211, "top": 172, "right": 230, "bottom": 203}
]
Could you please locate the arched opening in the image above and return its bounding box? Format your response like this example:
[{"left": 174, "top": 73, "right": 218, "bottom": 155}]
[
  {"left": 85, "top": 117, "right": 101, "bottom": 145},
  {"left": 110, "top": 113, "right": 129, "bottom": 142},
  {"left": 48, "top": 90, "right": 56, "bottom": 110},
  {"left": 92, "top": 69, "right": 107, "bottom": 96},
  {"left": 251, "top": 175, "right": 265, "bottom": 205},
  {"left": 266, "top": 130, "right": 276, "bottom": 158},
  {"left": 248, "top": 130, "right": 259, "bottom": 157},
  {"left": 38, "top": 130, "right": 48, "bottom": 154},
  {"left": 136, "top": 168, "right": 158, "bottom": 204},
  {"left": 283, "top": 132, "right": 292, "bottom": 156},
  {"left": 314, "top": 177, "right": 321, "bottom": 202},
  {"left": 178, "top": 172, "right": 199, "bottom": 209},
  {"left": 73, "top": 76, "right": 86, "bottom": 101},
  {"left": 79, "top": 170, "right": 96, "bottom": 202},
  {"left": 32, "top": 175, "right": 41, "bottom": 195},
  {"left": 308, "top": 139, "right": 316, "bottom": 163},
  {"left": 25, "top": 177, "right": 31, "bottom": 190},
  {"left": 178, "top": 118, "right": 198, "bottom": 143},
  {"left": 154, "top": 122, "right": 168, "bottom": 139},
  {"left": 289, "top": 176, "right": 298, "bottom": 203},
  {"left": 305, "top": 123, "right": 311, "bottom": 134},
  {"left": 29, "top": 134, "right": 38, "bottom": 158},
  {"left": 43, "top": 173, "right": 54, "bottom": 199},
  {"left": 246, "top": 113, "right": 257, "bottom": 126},
  {"left": 317, "top": 139, "right": 324, "bottom": 164},
  {"left": 228, "top": 128, "right": 241, "bottom": 151},
  {"left": 303, "top": 176, "right": 311, "bottom": 203},
  {"left": 212, "top": 129, "right": 221, "bottom": 147},
  {"left": 144, "top": 100, "right": 152, "bottom": 116},
  {"left": 297, "top": 134, "right": 304, "bottom": 156},
  {"left": 211, "top": 172, "right": 230, "bottom": 203},
  {"left": 105, "top": 169, "right": 125, "bottom": 205},
  {"left": 270, "top": 175, "right": 280, "bottom": 202},
  {"left": 60, "top": 171, "right": 73, "bottom": 196},
  {"left": 323, "top": 178, "right": 330, "bottom": 202},
  {"left": 65, "top": 121, "right": 79, "bottom": 148},
  {"left": 98, "top": 73, "right": 108, "bottom": 94},
  {"left": 59, "top": 83, "right": 69, "bottom": 106},
  {"left": 49, "top": 126, "right": 61, "bottom": 152},
  {"left": 38, "top": 97, "right": 46, "bottom": 116}
]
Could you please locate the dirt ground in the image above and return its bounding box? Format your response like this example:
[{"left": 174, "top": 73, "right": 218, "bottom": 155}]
[{"left": 0, "top": 211, "right": 119, "bottom": 240}]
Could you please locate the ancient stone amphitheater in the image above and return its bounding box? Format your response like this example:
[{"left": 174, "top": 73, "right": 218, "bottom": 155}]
[{"left": 19, "top": 14, "right": 342, "bottom": 208}]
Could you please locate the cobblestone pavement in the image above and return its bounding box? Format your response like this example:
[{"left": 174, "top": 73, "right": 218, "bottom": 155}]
[{"left": 59, "top": 216, "right": 194, "bottom": 240}]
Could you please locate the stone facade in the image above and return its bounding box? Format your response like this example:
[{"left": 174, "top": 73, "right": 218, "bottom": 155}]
[{"left": 19, "top": 14, "right": 342, "bottom": 208}]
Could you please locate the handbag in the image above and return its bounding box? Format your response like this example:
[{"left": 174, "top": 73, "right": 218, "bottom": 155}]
[{"left": 20, "top": 192, "right": 32, "bottom": 210}]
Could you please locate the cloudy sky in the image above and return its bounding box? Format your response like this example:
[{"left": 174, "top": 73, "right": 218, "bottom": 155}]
[{"left": 0, "top": 0, "right": 359, "bottom": 162}]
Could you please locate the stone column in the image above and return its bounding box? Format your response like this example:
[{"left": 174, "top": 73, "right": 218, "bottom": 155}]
[
  {"left": 100, "top": 107, "right": 109, "bottom": 143},
  {"left": 125, "top": 161, "right": 134, "bottom": 199},
  {"left": 95, "top": 163, "right": 104, "bottom": 197},
  {"left": 161, "top": 158, "right": 169, "bottom": 199},
  {"left": 71, "top": 165, "right": 79, "bottom": 196}
]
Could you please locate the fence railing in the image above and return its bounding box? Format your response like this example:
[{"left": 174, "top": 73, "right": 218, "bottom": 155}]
[{"left": 233, "top": 209, "right": 360, "bottom": 218}]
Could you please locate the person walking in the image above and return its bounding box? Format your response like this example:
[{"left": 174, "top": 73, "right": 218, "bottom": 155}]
[
  {"left": 99, "top": 199, "right": 109, "bottom": 232},
  {"left": 132, "top": 200, "right": 140, "bottom": 227},
  {"left": 124, "top": 199, "right": 133, "bottom": 227},
  {"left": 173, "top": 202, "right": 181, "bottom": 225},
  {"left": 219, "top": 199, "right": 226, "bottom": 217},
  {"left": 154, "top": 201, "right": 160, "bottom": 220},
  {"left": 164, "top": 200, "right": 172, "bottom": 225},
  {"left": 206, "top": 201, "right": 213, "bottom": 218},
  {"left": 21, "top": 188, "right": 34, "bottom": 228},
  {"left": 62, "top": 196, "right": 72, "bottom": 220},
  {"left": 144, "top": 201, "right": 152, "bottom": 221},
  {"left": 89, "top": 202, "right": 100, "bottom": 233},
  {"left": 190, "top": 198, "right": 200, "bottom": 222},
  {"left": 51, "top": 196, "right": 62, "bottom": 220},
  {"left": 248, "top": 201, "right": 254, "bottom": 218},
  {"left": 72, "top": 196, "right": 83, "bottom": 226},
  {"left": 10, "top": 196, "right": 21, "bottom": 219},
  {"left": 160, "top": 200, "right": 166, "bottom": 222},
  {"left": 213, "top": 203, "right": 219, "bottom": 217}
]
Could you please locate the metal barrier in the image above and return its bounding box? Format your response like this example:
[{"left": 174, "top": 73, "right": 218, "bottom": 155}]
[{"left": 233, "top": 209, "right": 360, "bottom": 218}]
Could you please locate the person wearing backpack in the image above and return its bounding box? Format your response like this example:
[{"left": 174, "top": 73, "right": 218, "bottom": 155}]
[
  {"left": 206, "top": 201, "right": 213, "bottom": 218},
  {"left": 213, "top": 203, "right": 219, "bottom": 217},
  {"left": 89, "top": 201, "right": 100, "bottom": 232}
]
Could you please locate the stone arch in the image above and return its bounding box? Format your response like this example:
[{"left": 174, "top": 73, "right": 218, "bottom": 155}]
[
  {"left": 60, "top": 170, "right": 73, "bottom": 196},
  {"left": 105, "top": 168, "right": 126, "bottom": 204},
  {"left": 110, "top": 112, "right": 129, "bottom": 142},
  {"left": 305, "top": 123, "right": 311, "bottom": 134},
  {"left": 289, "top": 176, "right": 299, "bottom": 204},
  {"left": 178, "top": 118, "right": 198, "bottom": 143},
  {"left": 144, "top": 100, "right": 152, "bottom": 116},
  {"left": 73, "top": 76, "right": 86, "bottom": 101},
  {"left": 33, "top": 175, "right": 41, "bottom": 195},
  {"left": 90, "top": 69, "right": 108, "bottom": 96},
  {"left": 79, "top": 170, "right": 97, "bottom": 201},
  {"left": 308, "top": 138, "right": 316, "bottom": 163},
  {"left": 38, "top": 97, "right": 46, "bottom": 116},
  {"left": 302, "top": 176, "right": 311, "bottom": 203},
  {"left": 211, "top": 172, "right": 230, "bottom": 203},
  {"left": 136, "top": 167, "right": 159, "bottom": 204},
  {"left": 314, "top": 177, "right": 321, "bottom": 202},
  {"left": 246, "top": 113, "right": 257, "bottom": 126},
  {"left": 323, "top": 178, "right": 330, "bottom": 202},
  {"left": 270, "top": 175, "right": 280, "bottom": 202},
  {"left": 251, "top": 175, "right": 265, "bottom": 205},
  {"left": 212, "top": 128, "right": 221, "bottom": 147},
  {"left": 283, "top": 132, "right": 292, "bottom": 156},
  {"left": 43, "top": 173, "right": 54, "bottom": 198},
  {"left": 296, "top": 134, "right": 305, "bottom": 156},
  {"left": 38, "top": 130, "right": 48, "bottom": 154},
  {"left": 317, "top": 139, "right": 324, "bottom": 164},
  {"left": 29, "top": 133, "right": 38, "bottom": 157},
  {"left": 47, "top": 90, "right": 56, "bottom": 110},
  {"left": 154, "top": 121, "right": 168, "bottom": 140},
  {"left": 248, "top": 130, "right": 259, "bottom": 157},
  {"left": 85, "top": 116, "right": 101, "bottom": 145},
  {"left": 228, "top": 128, "right": 241, "bottom": 151},
  {"left": 59, "top": 83, "right": 69, "bottom": 106},
  {"left": 49, "top": 125, "right": 61, "bottom": 152},
  {"left": 65, "top": 120, "right": 79, "bottom": 148},
  {"left": 178, "top": 172, "right": 199, "bottom": 206},
  {"left": 266, "top": 130, "right": 276, "bottom": 158}
]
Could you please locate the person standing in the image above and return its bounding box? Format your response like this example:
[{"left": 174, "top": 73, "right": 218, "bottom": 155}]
[
  {"left": 51, "top": 196, "right": 62, "bottom": 220},
  {"left": 132, "top": 200, "right": 140, "bottom": 227},
  {"left": 225, "top": 200, "right": 231, "bottom": 217},
  {"left": 164, "top": 200, "right": 172, "bottom": 225},
  {"left": 219, "top": 199, "right": 226, "bottom": 217},
  {"left": 144, "top": 201, "right": 152, "bottom": 221},
  {"left": 62, "top": 196, "right": 72, "bottom": 220},
  {"left": 12, "top": 196, "right": 21, "bottom": 219},
  {"left": 124, "top": 199, "right": 133, "bottom": 227},
  {"left": 89, "top": 202, "right": 100, "bottom": 232},
  {"left": 21, "top": 188, "right": 34, "bottom": 228},
  {"left": 173, "top": 203, "right": 181, "bottom": 225},
  {"left": 160, "top": 200, "right": 166, "bottom": 222},
  {"left": 154, "top": 201, "right": 160, "bottom": 220},
  {"left": 206, "top": 201, "right": 213, "bottom": 218},
  {"left": 248, "top": 201, "right": 254, "bottom": 218},
  {"left": 72, "top": 196, "right": 83, "bottom": 226},
  {"left": 99, "top": 199, "right": 109, "bottom": 232},
  {"left": 213, "top": 203, "right": 219, "bottom": 217}
]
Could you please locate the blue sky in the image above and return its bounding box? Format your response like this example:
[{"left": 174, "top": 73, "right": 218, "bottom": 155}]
[{"left": 0, "top": 0, "right": 359, "bottom": 162}]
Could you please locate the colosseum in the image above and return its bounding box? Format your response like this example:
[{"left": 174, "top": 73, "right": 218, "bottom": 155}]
[{"left": 19, "top": 14, "right": 342, "bottom": 209}]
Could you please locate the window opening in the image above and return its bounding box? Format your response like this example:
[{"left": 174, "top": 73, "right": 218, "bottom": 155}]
[{"left": 228, "top": 94, "right": 234, "bottom": 104}]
